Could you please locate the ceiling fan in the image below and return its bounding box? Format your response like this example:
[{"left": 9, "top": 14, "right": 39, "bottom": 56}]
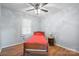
[{"left": 26, "top": 3, "right": 48, "bottom": 15}]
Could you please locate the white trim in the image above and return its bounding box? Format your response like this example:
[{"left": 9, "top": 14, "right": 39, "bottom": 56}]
[
  {"left": 1, "top": 41, "right": 24, "bottom": 49},
  {"left": 26, "top": 49, "right": 47, "bottom": 52},
  {"left": 55, "top": 43, "right": 79, "bottom": 53},
  {"left": 0, "top": 50, "right": 1, "bottom": 52},
  {"left": 0, "top": 48, "right": 2, "bottom": 53}
]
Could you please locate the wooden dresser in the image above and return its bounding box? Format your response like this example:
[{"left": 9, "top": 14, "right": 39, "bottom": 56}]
[{"left": 0, "top": 44, "right": 24, "bottom": 56}]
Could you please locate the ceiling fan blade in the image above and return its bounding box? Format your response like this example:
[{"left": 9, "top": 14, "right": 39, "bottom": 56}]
[
  {"left": 29, "top": 3, "right": 35, "bottom": 7},
  {"left": 41, "top": 3, "right": 48, "bottom": 7},
  {"left": 41, "top": 9, "right": 48, "bottom": 12},
  {"left": 26, "top": 9, "right": 35, "bottom": 11}
]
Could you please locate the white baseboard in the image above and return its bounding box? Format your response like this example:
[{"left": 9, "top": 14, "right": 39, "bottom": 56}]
[
  {"left": 1, "top": 41, "right": 24, "bottom": 49},
  {"left": 0, "top": 49, "right": 2, "bottom": 53},
  {"left": 55, "top": 44, "right": 79, "bottom": 53}
]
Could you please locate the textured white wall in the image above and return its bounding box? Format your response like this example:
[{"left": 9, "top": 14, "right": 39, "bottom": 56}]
[
  {"left": 1, "top": 6, "right": 23, "bottom": 48},
  {"left": 41, "top": 6, "right": 79, "bottom": 51},
  {"left": 31, "top": 17, "right": 41, "bottom": 32},
  {"left": 0, "top": 5, "right": 41, "bottom": 48},
  {"left": 0, "top": 4, "right": 1, "bottom": 52}
]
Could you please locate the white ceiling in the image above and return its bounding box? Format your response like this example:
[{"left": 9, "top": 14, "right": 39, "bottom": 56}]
[{"left": 1, "top": 3, "right": 79, "bottom": 17}]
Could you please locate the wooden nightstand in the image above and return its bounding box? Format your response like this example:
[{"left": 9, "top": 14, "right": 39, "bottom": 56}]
[{"left": 48, "top": 37, "right": 55, "bottom": 46}]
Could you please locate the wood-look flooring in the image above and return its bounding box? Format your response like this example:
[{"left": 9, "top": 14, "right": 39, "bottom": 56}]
[
  {"left": 48, "top": 45, "right": 79, "bottom": 56},
  {"left": 0, "top": 44, "right": 79, "bottom": 56},
  {"left": 24, "top": 44, "right": 79, "bottom": 56},
  {"left": 0, "top": 44, "right": 24, "bottom": 56}
]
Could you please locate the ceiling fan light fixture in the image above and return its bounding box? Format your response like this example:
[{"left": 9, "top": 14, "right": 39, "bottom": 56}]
[
  {"left": 27, "top": 3, "right": 48, "bottom": 15},
  {"left": 34, "top": 9, "right": 41, "bottom": 15}
]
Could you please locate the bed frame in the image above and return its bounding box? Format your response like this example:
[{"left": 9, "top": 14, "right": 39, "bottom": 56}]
[
  {"left": 24, "top": 31, "right": 48, "bottom": 55},
  {"left": 24, "top": 43, "right": 48, "bottom": 55}
]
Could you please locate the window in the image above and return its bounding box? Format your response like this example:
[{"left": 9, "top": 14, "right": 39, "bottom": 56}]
[{"left": 22, "top": 19, "right": 31, "bottom": 35}]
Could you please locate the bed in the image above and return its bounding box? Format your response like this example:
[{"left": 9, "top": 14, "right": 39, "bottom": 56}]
[{"left": 24, "top": 31, "right": 48, "bottom": 55}]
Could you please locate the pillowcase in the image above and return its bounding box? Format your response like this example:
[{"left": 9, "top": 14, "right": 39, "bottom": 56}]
[{"left": 34, "top": 32, "right": 45, "bottom": 36}]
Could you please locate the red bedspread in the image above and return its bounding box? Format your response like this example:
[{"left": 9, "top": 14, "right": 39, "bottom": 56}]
[{"left": 24, "top": 32, "right": 47, "bottom": 45}]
